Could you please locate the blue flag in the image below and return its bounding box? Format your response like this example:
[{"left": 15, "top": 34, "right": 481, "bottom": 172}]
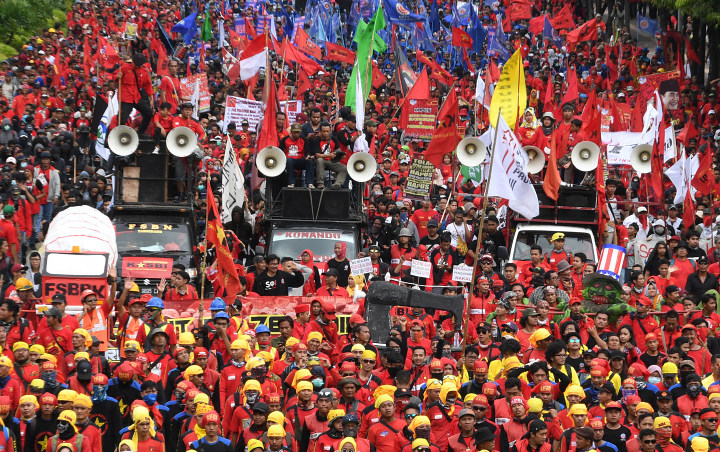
[
  {"left": 383, "top": 0, "right": 425, "bottom": 25},
  {"left": 429, "top": 0, "right": 440, "bottom": 32},
  {"left": 468, "top": 4, "right": 486, "bottom": 55},
  {"left": 487, "top": 16, "right": 510, "bottom": 61},
  {"left": 637, "top": 14, "right": 659, "bottom": 36},
  {"left": 542, "top": 16, "right": 562, "bottom": 47},
  {"left": 171, "top": 11, "right": 198, "bottom": 44},
  {"left": 155, "top": 19, "right": 175, "bottom": 54}
]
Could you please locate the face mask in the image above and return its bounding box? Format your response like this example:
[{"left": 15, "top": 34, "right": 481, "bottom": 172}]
[
  {"left": 312, "top": 378, "right": 324, "bottom": 389},
  {"left": 174, "top": 391, "right": 186, "bottom": 403},
  {"left": 635, "top": 379, "right": 646, "bottom": 390},
  {"left": 343, "top": 427, "right": 358, "bottom": 438},
  {"left": 621, "top": 389, "right": 636, "bottom": 401},
  {"left": 143, "top": 393, "right": 157, "bottom": 405},
  {"left": 445, "top": 397, "right": 456, "bottom": 407},
  {"left": 246, "top": 393, "right": 259, "bottom": 405},
  {"left": 431, "top": 372, "right": 443, "bottom": 381},
  {"left": 416, "top": 428, "right": 431, "bottom": 439},
  {"left": 387, "top": 366, "right": 400, "bottom": 378},
  {"left": 56, "top": 421, "right": 70, "bottom": 435},
  {"left": 688, "top": 384, "right": 701, "bottom": 398},
  {"left": 42, "top": 371, "right": 57, "bottom": 386},
  {"left": 654, "top": 226, "right": 665, "bottom": 235},
  {"left": 3, "top": 125, "right": 9, "bottom": 130},
  {"left": 648, "top": 376, "right": 661, "bottom": 385},
  {"left": 20, "top": 162, "right": 26, "bottom": 168},
  {"left": 441, "top": 350, "right": 452, "bottom": 358}
]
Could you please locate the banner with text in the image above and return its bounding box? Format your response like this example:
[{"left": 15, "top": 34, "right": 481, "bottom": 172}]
[{"left": 402, "top": 99, "right": 438, "bottom": 141}]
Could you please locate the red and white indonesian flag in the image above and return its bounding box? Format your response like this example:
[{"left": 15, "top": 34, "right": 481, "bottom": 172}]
[
  {"left": 597, "top": 245, "right": 626, "bottom": 281},
  {"left": 239, "top": 35, "right": 267, "bottom": 80}
]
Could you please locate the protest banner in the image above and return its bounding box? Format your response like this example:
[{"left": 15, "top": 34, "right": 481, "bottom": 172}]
[
  {"left": 180, "top": 73, "right": 211, "bottom": 113},
  {"left": 410, "top": 259, "right": 432, "bottom": 278},
  {"left": 602, "top": 131, "right": 648, "bottom": 165},
  {"left": 402, "top": 99, "right": 438, "bottom": 140},
  {"left": 404, "top": 157, "right": 435, "bottom": 200},
  {"left": 350, "top": 257, "right": 373, "bottom": 275},
  {"left": 280, "top": 100, "right": 303, "bottom": 124},
  {"left": 123, "top": 23, "right": 138, "bottom": 40},
  {"left": 223, "top": 96, "right": 264, "bottom": 131}
]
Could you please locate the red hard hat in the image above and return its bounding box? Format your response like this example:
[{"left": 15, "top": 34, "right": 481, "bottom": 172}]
[{"left": 80, "top": 289, "right": 96, "bottom": 300}]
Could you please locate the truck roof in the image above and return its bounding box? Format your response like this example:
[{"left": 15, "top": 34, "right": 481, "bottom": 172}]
[{"left": 514, "top": 224, "right": 596, "bottom": 234}]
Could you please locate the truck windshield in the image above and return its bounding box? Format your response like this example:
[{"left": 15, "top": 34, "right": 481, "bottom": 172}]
[
  {"left": 270, "top": 229, "right": 356, "bottom": 263},
  {"left": 116, "top": 223, "right": 192, "bottom": 253},
  {"left": 512, "top": 231, "right": 596, "bottom": 263}
]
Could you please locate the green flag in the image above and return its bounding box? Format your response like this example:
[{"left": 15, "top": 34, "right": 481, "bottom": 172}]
[
  {"left": 201, "top": 12, "right": 212, "bottom": 42},
  {"left": 460, "top": 165, "right": 483, "bottom": 183},
  {"left": 345, "top": 5, "right": 386, "bottom": 109}
]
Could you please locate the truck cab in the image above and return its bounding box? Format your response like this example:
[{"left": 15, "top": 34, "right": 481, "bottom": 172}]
[{"left": 267, "top": 222, "right": 359, "bottom": 268}]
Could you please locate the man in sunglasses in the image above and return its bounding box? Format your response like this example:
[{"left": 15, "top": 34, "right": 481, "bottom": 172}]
[
  {"left": 638, "top": 429, "right": 658, "bottom": 452},
  {"left": 688, "top": 409, "right": 720, "bottom": 447}
]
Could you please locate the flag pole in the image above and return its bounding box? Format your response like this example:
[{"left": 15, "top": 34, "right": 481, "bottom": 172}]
[
  {"left": 198, "top": 189, "right": 211, "bottom": 327},
  {"left": 462, "top": 108, "right": 501, "bottom": 357}
]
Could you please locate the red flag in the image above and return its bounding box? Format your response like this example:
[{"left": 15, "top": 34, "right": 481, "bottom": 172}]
[
  {"left": 206, "top": 190, "right": 240, "bottom": 302},
  {"left": 685, "top": 37, "right": 701, "bottom": 65},
  {"left": 581, "top": 91, "right": 601, "bottom": 146},
  {"left": 424, "top": 90, "right": 461, "bottom": 166},
  {"left": 222, "top": 48, "right": 240, "bottom": 82},
  {"left": 560, "top": 68, "right": 579, "bottom": 106},
  {"left": 257, "top": 77, "right": 278, "bottom": 151},
  {"left": 229, "top": 29, "right": 245, "bottom": 50},
  {"left": 566, "top": 18, "right": 597, "bottom": 46},
  {"left": 245, "top": 17, "right": 257, "bottom": 39},
  {"left": 415, "top": 50, "right": 435, "bottom": 68},
  {"left": 647, "top": 119, "right": 666, "bottom": 204},
  {"left": 544, "top": 77, "right": 554, "bottom": 106},
  {"left": 399, "top": 70, "right": 431, "bottom": 129},
  {"left": 676, "top": 119, "right": 698, "bottom": 145},
  {"left": 508, "top": 0, "right": 532, "bottom": 21},
  {"left": 488, "top": 60, "right": 500, "bottom": 82},
  {"left": 550, "top": 4, "right": 575, "bottom": 29},
  {"left": 156, "top": 44, "right": 169, "bottom": 77},
  {"left": 430, "top": 66, "right": 453, "bottom": 85},
  {"left": 295, "top": 28, "right": 322, "bottom": 60},
  {"left": 529, "top": 16, "right": 547, "bottom": 35},
  {"left": 451, "top": 26, "right": 473, "bottom": 48},
  {"left": 325, "top": 42, "right": 355, "bottom": 64},
  {"left": 371, "top": 61, "right": 386, "bottom": 88},
  {"left": 692, "top": 150, "right": 715, "bottom": 196},
  {"left": 297, "top": 68, "right": 312, "bottom": 95},
  {"left": 282, "top": 39, "right": 323, "bottom": 75},
  {"left": 97, "top": 36, "right": 121, "bottom": 69},
  {"left": 544, "top": 132, "right": 561, "bottom": 201},
  {"left": 683, "top": 183, "right": 696, "bottom": 232},
  {"left": 82, "top": 35, "right": 93, "bottom": 78},
  {"left": 609, "top": 98, "right": 626, "bottom": 131}
]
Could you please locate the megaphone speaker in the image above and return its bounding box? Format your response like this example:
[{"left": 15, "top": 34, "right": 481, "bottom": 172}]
[
  {"left": 108, "top": 126, "right": 138, "bottom": 156},
  {"left": 630, "top": 144, "right": 653, "bottom": 174},
  {"left": 257, "top": 146, "right": 287, "bottom": 178},
  {"left": 571, "top": 141, "right": 600, "bottom": 172},
  {"left": 347, "top": 152, "right": 377, "bottom": 183},
  {"left": 523, "top": 146, "right": 546, "bottom": 174},
  {"left": 456, "top": 137, "right": 487, "bottom": 167},
  {"left": 166, "top": 127, "right": 198, "bottom": 158}
]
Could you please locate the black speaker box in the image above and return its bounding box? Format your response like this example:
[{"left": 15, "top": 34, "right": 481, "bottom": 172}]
[{"left": 282, "top": 188, "right": 350, "bottom": 220}]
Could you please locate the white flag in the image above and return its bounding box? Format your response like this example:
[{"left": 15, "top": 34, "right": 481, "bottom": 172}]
[
  {"left": 95, "top": 92, "right": 119, "bottom": 161},
  {"left": 486, "top": 116, "right": 540, "bottom": 219},
  {"left": 353, "top": 62, "right": 369, "bottom": 152},
  {"left": 191, "top": 81, "right": 200, "bottom": 120},
  {"left": 221, "top": 138, "right": 246, "bottom": 224}
]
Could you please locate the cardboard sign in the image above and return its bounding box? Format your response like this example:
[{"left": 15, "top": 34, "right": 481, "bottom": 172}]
[
  {"left": 452, "top": 264, "right": 474, "bottom": 283},
  {"left": 633, "top": 236, "right": 660, "bottom": 267},
  {"left": 223, "top": 96, "right": 263, "bottom": 132},
  {"left": 121, "top": 257, "right": 174, "bottom": 278},
  {"left": 123, "top": 23, "right": 138, "bottom": 40},
  {"left": 179, "top": 73, "right": 211, "bottom": 114},
  {"left": 402, "top": 99, "right": 438, "bottom": 141},
  {"left": 281, "top": 100, "right": 302, "bottom": 124},
  {"left": 410, "top": 259, "right": 432, "bottom": 278},
  {"left": 405, "top": 157, "right": 436, "bottom": 200},
  {"left": 350, "top": 257, "right": 373, "bottom": 276}
]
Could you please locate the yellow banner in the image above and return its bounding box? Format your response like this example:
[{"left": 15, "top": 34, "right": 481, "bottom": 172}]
[{"left": 489, "top": 49, "right": 526, "bottom": 130}]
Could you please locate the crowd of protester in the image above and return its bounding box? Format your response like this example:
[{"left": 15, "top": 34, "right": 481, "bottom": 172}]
[{"left": 0, "top": 0, "right": 718, "bottom": 450}]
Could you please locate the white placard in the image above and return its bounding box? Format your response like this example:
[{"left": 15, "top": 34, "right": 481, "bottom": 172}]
[
  {"left": 410, "top": 259, "right": 432, "bottom": 278},
  {"left": 350, "top": 257, "right": 373, "bottom": 276},
  {"left": 452, "top": 264, "right": 473, "bottom": 283},
  {"left": 223, "top": 95, "right": 263, "bottom": 132},
  {"left": 602, "top": 131, "right": 648, "bottom": 165}
]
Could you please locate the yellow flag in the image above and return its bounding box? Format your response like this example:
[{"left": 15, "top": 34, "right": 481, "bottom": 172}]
[{"left": 489, "top": 50, "right": 526, "bottom": 130}]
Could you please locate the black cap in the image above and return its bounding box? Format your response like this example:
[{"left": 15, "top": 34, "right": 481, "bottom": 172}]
[
  {"left": 325, "top": 268, "right": 339, "bottom": 278},
  {"left": 76, "top": 360, "right": 92, "bottom": 381},
  {"left": 395, "top": 388, "right": 412, "bottom": 398},
  {"left": 598, "top": 382, "right": 615, "bottom": 394},
  {"left": 657, "top": 391, "right": 672, "bottom": 400},
  {"left": 252, "top": 402, "right": 270, "bottom": 413},
  {"left": 698, "top": 255, "right": 709, "bottom": 264},
  {"left": 51, "top": 293, "right": 66, "bottom": 303},
  {"left": 180, "top": 101, "right": 194, "bottom": 109},
  {"left": 676, "top": 241, "right": 689, "bottom": 249},
  {"left": 474, "top": 427, "right": 497, "bottom": 443},
  {"left": 609, "top": 350, "right": 624, "bottom": 360},
  {"left": 528, "top": 419, "right": 548, "bottom": 434}
]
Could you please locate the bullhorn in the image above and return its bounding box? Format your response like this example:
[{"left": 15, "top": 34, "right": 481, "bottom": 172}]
[
  {"left": 166, "top": 127, "right": 198, "bottom": 158},
  {"left": 630, "top": 144, "right": 652, "bottom": 174},
  {"left": 108, "top": 126, "right": 138, "bottom": 156},
  {"left": 571, "top": 141, "right": 600, "bottom": 172},
  {"left": 347, "top": 152, "right": 377, "bottom": 183},
  {"left": 456, "top": 137, "right": 487, "bottom": 167},
  {"left": 256, "top": 146, "right": 286, "bottom": 178},
  {"left": 523, "top": 146, "right": 546, "bottom": 174}
]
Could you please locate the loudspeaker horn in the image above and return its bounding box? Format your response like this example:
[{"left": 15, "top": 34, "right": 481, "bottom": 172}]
[
  {"left": 108, "top": 126, "right": 138, "bottom": 156},
  {"left": 456, "top": 137, "right": 487, "bottom": 167},
  {"left": 257, "top": 146, "right": 286, "bottom": 178},
  {"left": 347, "top": 152, "right": 377, "bottom": 183},
  {"left": 523, "top": 146, "right": 546, "bottom": 174},
  {"left": 166, "top": 127, "right": 198, "bottom": 158},
  {"left": 571, "top": 141, "right": 600, "bottom": 172},
  {"left": 630, "top": 144, "right": 652, "bottom": 174}
]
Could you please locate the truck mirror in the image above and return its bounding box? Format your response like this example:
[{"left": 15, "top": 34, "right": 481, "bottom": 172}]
[{"left": 496, "top": 246, "right": 509, "bottom": 260}]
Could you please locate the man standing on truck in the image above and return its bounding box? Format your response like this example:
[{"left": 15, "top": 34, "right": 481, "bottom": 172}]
[
  {"left": 252, "top": 254, "right": 305, "bottom": 296},
  {"left": 544, "top": 233, "right": 572, "bottom": 272},
  {"left": 171, "top": 102, "right": 207, "bottom": 202}
]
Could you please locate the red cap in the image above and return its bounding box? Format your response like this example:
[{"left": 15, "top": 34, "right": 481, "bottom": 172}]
[
  {"left": 637, "top": 296, "right": 653, "bottom": 307},
  {"left": 628, "top": 362, "right": 648, "bottom": 378},
  {"left": 265, "top": 393, "right": 281, "bottom": 404},
  {"left": 92, "top": 374, "right": 109, "bottom": 385},
  {"left": 473, "top": 394, "right": 489, "bottom": 407},
  {"left": 473, "top": 360, "right": 488, "bottom": 373},
  {"left": 605, "top": 401, "right": 623, "bottom": 410},
  {"left": 590, "top": 418, "right": 604, "bottom": 429},
  {"left": 294, "top": 304, "right": 310, "bottom": 314},
  {"left": 430, "top": 359, "right": 443, "bottom": 370},
  {"left": 532, "top": 381, "right": 554, "bottom": 394},
  {"left": 590, "top": 367, "right": 606, "bottom": 377},
  {"left": 41, "top": 361, "right": 56, "bottom": 371},
  {"left": 645, "top": 333, "right": 658, "bottom": 341},
  {"left": 291, "top": 342, "right": 308, "bottom": 353},
  {"left": 117, "top": 362, "right": 134, "bottom": 381},
  {"left": 340, "top": 361, "right": 357, "bottom": 373},
  {"left": 626, "top": 395, "right": 641, "bottom": 405},
  {"left": 322, "top": 302, "right": 336, "bottom": 320},
  {"left": 349, "top": 314, "right": 365, "bottom": 325},
  {"left": 40, "top": 393, "right": 57, "bottom": 406},
  {"left": 482, "top": 382, "right": 497, "bottom": 396},
  {"left": 194, "top": 347, "right": 209, "bottom": 358}
]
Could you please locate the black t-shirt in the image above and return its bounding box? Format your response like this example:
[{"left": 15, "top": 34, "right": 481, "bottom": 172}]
[
  {"left": 326, "top": 258, "right": 351, "bottom": 287},
  {"left": 639, "top": 351, "right": 666, "bottom": 368},
  {"left": 420, "top": 235, "right": 442, "bottom": 253},
  {"left": 603, "top": 425, "right": 632, "bottom": 452}
]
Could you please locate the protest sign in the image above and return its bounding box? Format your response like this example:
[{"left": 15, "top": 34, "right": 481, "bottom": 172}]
[
  {"left": 180, "top": 73, "right": 211, "bottom": 113},
  {"left": 123, "top": 23, "right": 138, "bottom": 40},
  {"left": 404, "top": 158, "right": 435, "bottom": 200},
  {"left": 223, "top": 96, "right": 264, "bottom": 132},
  {"left": 410, "top": 259, "right": 432, "bottom": 278},
  {"left": 452, "top": 265, "right": 473, "bottom": 283},
  {"left": 280, "top": 100, "right": 303, "bottom": 124},
  {"left": 350, "top": 257, "right": 373, "bottom": 276},
  {"left": 402, "top": 99, "right": 438, "bottom": 140}
]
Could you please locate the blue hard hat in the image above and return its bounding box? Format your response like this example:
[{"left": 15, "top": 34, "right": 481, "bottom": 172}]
[
  {"left": 255, "top": 324, "right": 271, "bottom": 334},
  {"left": 147, "top": 297, "right": 164, "bottom": 309},
  {"left": 210, "top": 298, "right": 226, "bottom": 311},
  {"left": 214, "top": 311, "right": 230, "bottom": 320}
]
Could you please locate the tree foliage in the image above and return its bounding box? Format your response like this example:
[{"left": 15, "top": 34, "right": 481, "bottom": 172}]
[
  {"left": 0, "top": 0, "right": 62, "bottom": 46},
  {"left": 650, "top": 0, "right": 720, "bottom": 25}
]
